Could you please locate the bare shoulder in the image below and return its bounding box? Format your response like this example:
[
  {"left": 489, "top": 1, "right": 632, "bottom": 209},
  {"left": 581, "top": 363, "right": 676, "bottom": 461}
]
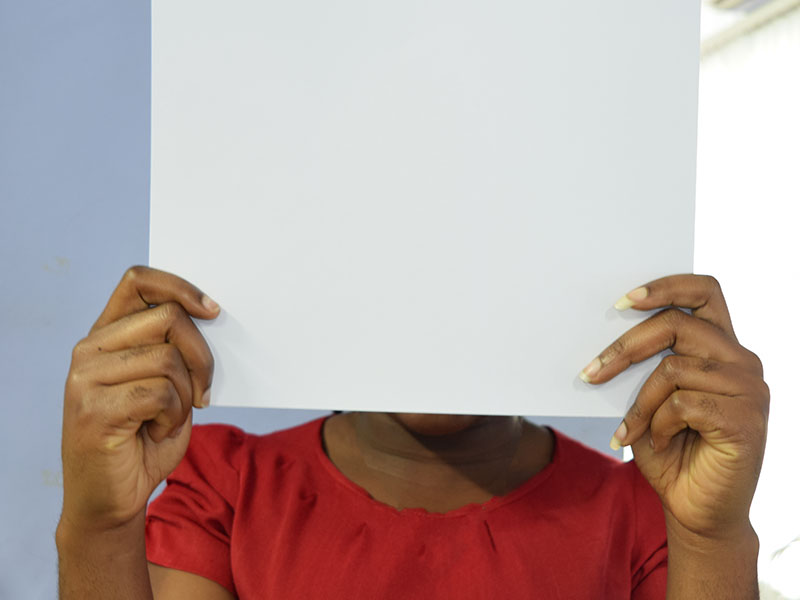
[{"left": 148, "top": 563, "right": 236, "bottom": 600}]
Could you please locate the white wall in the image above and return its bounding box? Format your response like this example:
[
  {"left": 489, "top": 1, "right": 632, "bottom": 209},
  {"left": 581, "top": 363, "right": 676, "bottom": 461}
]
[{"left": 696, "top": 7, "right": 800, "bottom": 597}]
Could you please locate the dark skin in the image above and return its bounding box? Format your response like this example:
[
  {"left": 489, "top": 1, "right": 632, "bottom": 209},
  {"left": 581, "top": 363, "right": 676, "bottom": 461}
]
[
  {"left": 56, "top": 267, "right": 768, "bottom": 599},
  {"left": 322, "top": 413, "right": 554, "bottom": 513}
]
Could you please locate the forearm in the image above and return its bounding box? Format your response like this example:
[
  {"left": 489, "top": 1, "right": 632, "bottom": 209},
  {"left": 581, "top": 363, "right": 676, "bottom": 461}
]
[
  {"left": 56, "top": 510, "right": 154, "bottom": 600},
  {"left": 665, "top": 513, "right": 759, "bottom": 600}
]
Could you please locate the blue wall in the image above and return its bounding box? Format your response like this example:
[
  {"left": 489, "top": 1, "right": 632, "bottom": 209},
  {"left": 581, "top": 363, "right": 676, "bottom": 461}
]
[{"left": 0, "top": 3, "right": 616, "bottom": 597}]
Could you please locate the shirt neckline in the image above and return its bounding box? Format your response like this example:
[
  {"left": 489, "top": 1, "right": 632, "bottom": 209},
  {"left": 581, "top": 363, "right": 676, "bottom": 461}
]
[{"left": 311, "top": 416, "right": 562, "bottom": 519}]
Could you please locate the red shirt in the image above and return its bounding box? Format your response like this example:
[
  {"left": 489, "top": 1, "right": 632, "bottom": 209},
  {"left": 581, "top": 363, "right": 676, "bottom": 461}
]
[{"left": 146, "top": 418, "right": 667, "bottom": 599}]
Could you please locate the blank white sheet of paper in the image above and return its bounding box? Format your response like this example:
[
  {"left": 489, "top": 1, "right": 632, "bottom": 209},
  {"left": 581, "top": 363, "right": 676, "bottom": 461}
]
[{"left": 150, "top": 1, "right": 699, "bottom": 417}]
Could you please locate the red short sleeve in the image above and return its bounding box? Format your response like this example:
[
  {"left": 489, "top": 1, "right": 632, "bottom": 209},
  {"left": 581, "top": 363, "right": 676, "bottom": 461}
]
[{"left": 145, "top": 424, "right": 246, "bottom": 596}]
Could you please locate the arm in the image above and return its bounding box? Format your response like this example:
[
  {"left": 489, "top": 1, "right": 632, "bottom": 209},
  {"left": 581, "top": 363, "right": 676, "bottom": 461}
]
[
  {"left": 56, "top": 512, "right": 236, "bottom": 600},
  {"left": 148, "top": 563, "right": 236, "bottom": 599},
  {"left": 57, "top": 512, "right": 153, "bottom": 600},
  {"left": 665, "top": 515, "right": 759, "bottom": 599},
  {"left": 580, "top": 274, "right": 768, "bottom": 599},
  {"left": 57, "top": 267, "right": 221, "bottom": 599}
]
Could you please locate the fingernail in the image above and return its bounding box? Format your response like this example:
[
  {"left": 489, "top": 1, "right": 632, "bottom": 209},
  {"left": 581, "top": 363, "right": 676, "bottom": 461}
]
[
  {"left": 610, "top": 420, "right": 628, "bottom": 450},
  {"left": 613, "top": 286, "right": 648, "bottom": 311},
  {"left": 579, "top": 357, "right": 602, "bottom": 383},
  {"left": 200, "top": 389, "right": 211, "bottom": 408},
  {"left": 201, "top": 294, "right": 220, "bottom": 312}
]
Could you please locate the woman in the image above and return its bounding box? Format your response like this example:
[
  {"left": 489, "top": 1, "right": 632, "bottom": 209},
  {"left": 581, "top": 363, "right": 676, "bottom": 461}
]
[{"left": 56, "top": 267, "right": 769, "bottom": 598}]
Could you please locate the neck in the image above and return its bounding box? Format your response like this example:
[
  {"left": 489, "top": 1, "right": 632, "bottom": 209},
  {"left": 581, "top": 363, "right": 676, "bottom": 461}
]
[
  {"left": 324, "top": 412, "right": 554, "bottom": 512},
  {"left": 354, "top": 413, "right": 524, "bottom": 467}
]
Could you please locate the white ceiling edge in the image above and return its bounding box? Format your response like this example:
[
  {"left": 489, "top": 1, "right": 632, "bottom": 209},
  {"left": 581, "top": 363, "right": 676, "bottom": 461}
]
[
  {"left": 701, "top": 0, "right": 800, "bottom": 55},
  {"left": 701, "top": 2, "right": 745, "bottom": 39}
]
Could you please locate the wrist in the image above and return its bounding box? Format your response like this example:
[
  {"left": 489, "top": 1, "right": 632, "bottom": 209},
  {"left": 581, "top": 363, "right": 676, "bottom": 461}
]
[
  {"left": 57, "top": 510, "right": 154, "bottom": 600},
  {"left": 664, "top": 510, "right": 758, "bottom": 550},
  {"left": 56, "top": 509, "right": 147, "bottom": 555},
  {"left": 664, "top": 511, "right": 759, "bottom": 600}
]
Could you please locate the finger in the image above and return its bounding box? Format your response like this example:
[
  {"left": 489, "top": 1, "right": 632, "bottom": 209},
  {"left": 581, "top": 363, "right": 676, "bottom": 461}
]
[
  {"left": 580, "top": 308, "right": 749, "bottom": 385},
  {"left": 615, "top": 355, "right": 762, "bottom": 448},
  {"left": 613, "top": 274, "right": 736, "bottom": 339},
  {"left": 82, "top": 302, "right": 214, "bottom": 408},
  {"left": 101, "top": 377, "right": 186, "bottom": 446},
  {"left": 648, "top": 390, "right": 763, "bottom": 454},
  {"left": 91, "top": 266, "right": 220, "bottom": 333},
  {"left": 76, "top": 344, "right": 193, "bottom": 414}
]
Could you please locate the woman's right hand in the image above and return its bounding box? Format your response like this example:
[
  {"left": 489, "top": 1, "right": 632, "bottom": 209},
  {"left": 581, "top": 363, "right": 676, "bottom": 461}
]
[{"left": 60, "top": 266, "right": 220, "bottom": 534}]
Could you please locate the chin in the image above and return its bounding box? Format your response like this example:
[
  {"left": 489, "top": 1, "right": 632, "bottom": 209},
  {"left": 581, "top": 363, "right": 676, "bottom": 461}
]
[{"left": 389, "top": 413, "right": 488, "bottom": 437}]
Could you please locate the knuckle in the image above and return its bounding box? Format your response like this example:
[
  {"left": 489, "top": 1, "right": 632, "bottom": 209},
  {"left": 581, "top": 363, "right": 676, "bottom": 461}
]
[
  {"left": 661, "top": 307, "right": 685, "bottom": 326},
  {"left": 698, "top": 358, "right": 719, "bottom": 373},
  {"left": 128, "top": 380, "right": 170, "bottom": 411},
  {"left": 123, "top": 265, "right": 148, "bottom": 283},
  {"left": 605, "top": 338, "right": 626, "bottom": 362},
  {"left": 659, "top": 355, "right": 682, "bottom": 379},
  {"left": 747, "top": 349, "right": 764, "bottom": 376},
  {"left": 71, "top": 337, "right": 92, "bottom": 361},
  {"left": 65, "top": 369, "right": 85, "bottom": 391},
  {"left": 702, "top": 274, "right": 721, "bottom": 290},
  {"left": 160, "top": 383, "right": 182, "bottom": 417},
  {"left": 119, "top": 345, "right": 149, "bottom": 362},
  {"left": 159, "top": 344, "right": 185, "bottom": 374},
  {"left": 162, "top": 382, "right": 181, "bottom": 412},
  {"left": 754, "top": 381, "right": 771, "bottom": 420},
  {"left": 158, "top": 301, "right": 185, "bottom": 324},
  {"left": 696, "top": 393, "right": 719, "bottom": 417},
  {"left": 738, "top": 406, "right": 768, "bottom": 454},
  {"left": 627, "top": 400, "right": 645, "bottom": 423},
  {"left": 67, "top": 389, "right": 104, "bottom": 428},
  {"left": 668, "top": 391, "right": 684, "bottom": 413},
  {"left": 126, "top": 383, "right": 152, "bottom": 403},
  {"left": 66, "top": 342, "right": 99, "bottom": 391},
  {"left": 760, "top": 380, "right": 771, "bottom": 403},
  {"left": 756, "top": 404, "right": 769, "bottom": 435},
  {"left": 751, "top": 401, "right": 769, "bottom": 431},
  {"left": 202, "top": 346, "right": 215, "bottom": 376}
]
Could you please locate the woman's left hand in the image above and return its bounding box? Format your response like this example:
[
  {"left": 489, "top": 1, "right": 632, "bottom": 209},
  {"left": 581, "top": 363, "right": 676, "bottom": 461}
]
[{"left": 579, "top": 274, "right": 769, "bottom": 541}]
